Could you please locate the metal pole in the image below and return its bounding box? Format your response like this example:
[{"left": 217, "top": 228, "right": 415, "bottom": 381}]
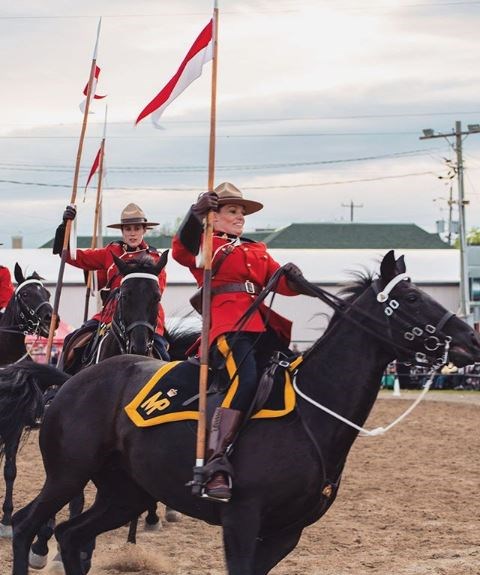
[{"left": 455, "top": 121, "right": 471, "bottom": 323}]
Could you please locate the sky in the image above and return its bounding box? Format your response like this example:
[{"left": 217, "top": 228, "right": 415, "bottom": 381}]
[{"left": 1, "top": 0, "right": 480, "bottom": 248}]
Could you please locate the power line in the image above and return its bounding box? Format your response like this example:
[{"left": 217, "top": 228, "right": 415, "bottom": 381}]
[
  {"left": 0, "top": 148, "right": 440, "bottom": 174},
  {"left": 0, "top": 170, "right": 439, "bottom": 192}
]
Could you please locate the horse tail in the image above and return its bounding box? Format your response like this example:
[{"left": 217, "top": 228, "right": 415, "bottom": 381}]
[{"left": 0, "top": 362, "right": 70, "bottom": 460}]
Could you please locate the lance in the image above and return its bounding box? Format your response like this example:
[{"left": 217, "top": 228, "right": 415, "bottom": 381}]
[
  {"left": 45, "top": 18, "right": 102, "bottom": 362},
  {"left": 192, "top": 1, "right": 219, "bottom": 496},
  {"left": 83, "top": 105, "right": 107, "bottom": 322}
]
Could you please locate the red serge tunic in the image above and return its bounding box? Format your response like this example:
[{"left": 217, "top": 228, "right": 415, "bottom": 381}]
[
  {"left": 172, "top": 232, "right": 297, "bottom": 346},
  {"left": 0, "top": 266, "right": 14, "bottom": 309},
  {"left": 65, "top": 241, "right": 167, "bottom": 335}
]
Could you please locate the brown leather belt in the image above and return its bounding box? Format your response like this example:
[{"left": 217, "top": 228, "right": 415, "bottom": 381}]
[{"left": 211, "top": 281, "right": 261, "bottom": 296}]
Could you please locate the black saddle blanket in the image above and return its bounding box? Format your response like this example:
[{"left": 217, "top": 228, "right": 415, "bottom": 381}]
[{"left": 124, "top": 359, "right": 296, "bottom": 427}]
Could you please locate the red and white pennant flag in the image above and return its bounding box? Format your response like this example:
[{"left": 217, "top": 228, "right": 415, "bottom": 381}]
[
  {"left": 136, "top": 19, "right": 213, "bottom": 126},
  {"left": 79, "top": 65, "right": 107, "bottom": 113},
  {"left": 85, "top": 147, "right": 102, "bottom": 191}
]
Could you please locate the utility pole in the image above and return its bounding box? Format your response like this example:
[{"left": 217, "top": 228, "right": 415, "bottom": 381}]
[
  {"left": 420, "top": 121, "right": 477, "bottom": 324},
  {"left": 341, "top": 200, "right": 363, "bottom": 222}
]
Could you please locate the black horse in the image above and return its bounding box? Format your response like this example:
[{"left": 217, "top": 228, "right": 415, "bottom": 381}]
[
  {"left": 11, "top": 251, "right": 480, "bottom": 575},
  {"left": 0, "top": 362, "right": 69, "bottom": 538},
  {"left": 28, "top": 251, "right": 172, "bottom": 567},
  {"left": 0, "top": 264, "right": 54, "bottom": 366}
]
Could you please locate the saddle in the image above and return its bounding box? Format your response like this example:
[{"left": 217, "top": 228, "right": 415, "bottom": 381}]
[
  {"left": 59, "top": 323, "right": 104, "bottom": 374},
  {"left": 124, "top": 352, "right": 301, "bottom": 428}
]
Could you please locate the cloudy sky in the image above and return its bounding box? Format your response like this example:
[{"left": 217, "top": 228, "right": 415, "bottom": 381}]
[{"left": 1, "top": 0, "right": 480, "bottom": 248}]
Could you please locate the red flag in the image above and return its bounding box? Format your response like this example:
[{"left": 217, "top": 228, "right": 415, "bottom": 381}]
[
  {"left": 136, "top": 19, "right": 213, "bottom": 126},
  {"left": 85, "top": 147, "right": 101, "bottom": 191},
  {"left": 80, "top": 65, "right": 107, "bottom": 113}
]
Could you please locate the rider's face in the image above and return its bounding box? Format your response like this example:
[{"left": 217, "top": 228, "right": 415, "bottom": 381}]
[
  {"left": 121, "top": 224, "right": 146, "bottom": 248},
  {"left": 213, "top": 204, "right": 246, "bottom": 236}
]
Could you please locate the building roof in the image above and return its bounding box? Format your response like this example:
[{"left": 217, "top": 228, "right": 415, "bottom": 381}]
[
  {"left": 39, "top": 223, "right": 449, "bottom": 250},
  {"left": 262, "top": 223, "right": 451, "bottom": 249}
]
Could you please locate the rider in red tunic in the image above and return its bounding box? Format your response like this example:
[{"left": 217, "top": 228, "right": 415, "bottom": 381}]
[
  {"left": 172, "top": 182, "right": 305, "bottom": 501},
  {"left": 0, "top": 263, "right": 14, "bottom": 313},
  {"left": 54, "top": 203, "right": 169, "bottom": 361}
]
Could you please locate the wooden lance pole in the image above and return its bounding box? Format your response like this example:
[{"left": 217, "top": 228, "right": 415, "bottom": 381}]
[
  {"left": 83, "top": 105, "right": 107, "bottom": 322},
  {"left": 192, "top": 3, "right": 219, "bottom": 495},
  {"left": 45, "top": 17, "right": 102, "bottom": 363}
]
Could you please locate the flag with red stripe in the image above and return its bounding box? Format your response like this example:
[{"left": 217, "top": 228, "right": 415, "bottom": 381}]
[
  {"left": 80, "top": 65, "right": 107, "bottom": 113},
  {"left": 136, "top": 19, "right": 213, "bottom": 126}
]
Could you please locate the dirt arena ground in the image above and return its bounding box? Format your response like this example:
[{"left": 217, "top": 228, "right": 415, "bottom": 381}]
[{"left": 1, "top": 391, "right": 479, "bottom": 575}]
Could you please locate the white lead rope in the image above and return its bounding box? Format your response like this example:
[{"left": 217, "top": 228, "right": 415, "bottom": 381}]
[{"left": 292, "top": 370, "right": 435, "bottom": 437}]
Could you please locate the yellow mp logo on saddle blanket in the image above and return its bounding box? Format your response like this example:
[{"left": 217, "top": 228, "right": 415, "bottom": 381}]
[{"left": 124, "top": 359, "right": 299, "bottom": 428}]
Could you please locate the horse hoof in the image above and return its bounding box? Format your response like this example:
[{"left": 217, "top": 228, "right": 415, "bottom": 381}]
[
  {"left": 47, "top": 553, "right": 65, "bottom": 575},
  {"left": 165, "top": 509, "right": 182, "bottom": 523},
  {"left": 0, "top": 523, "right": 13, "bottom": 538},
  {"left": 144, "top": 519, "right": 162, "bottom": 531},
  {"left": 28, "top": 550, "right": 48, "bottom": 570}
]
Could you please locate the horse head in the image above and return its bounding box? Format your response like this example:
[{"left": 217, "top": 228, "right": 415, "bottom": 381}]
[
  {"left": 373, "top": 250, "right": 480, "bottom": 368},
  {"left": 10, "top": 263, "right": 55, "bottom": 338},
  {"left": 111, "top": 250, "right": 168, "bottom": 355}
]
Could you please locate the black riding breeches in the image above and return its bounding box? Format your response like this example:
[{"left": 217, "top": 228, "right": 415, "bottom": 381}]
[{"left": 211, "top": 332, "right": 261, "bottom": 412}]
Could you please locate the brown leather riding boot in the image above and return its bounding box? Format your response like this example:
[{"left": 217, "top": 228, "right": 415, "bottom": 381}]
[{"left": 204, "top": 407, "right": 243, "bottom": 501}]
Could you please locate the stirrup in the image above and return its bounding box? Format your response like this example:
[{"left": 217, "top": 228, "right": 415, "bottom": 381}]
[{"left": 201, "top": 475, "right": 232, "bottom": 503}]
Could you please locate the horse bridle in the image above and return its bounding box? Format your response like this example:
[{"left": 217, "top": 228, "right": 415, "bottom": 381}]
[
  {"left": 0, "top": 279, "right": 51, "bottom": 335},
  {"left": 109, "top": 272, "right": 159, "bottom": 354},
  {"left": 371, "top": 273, "right": 454, "bottom": 369}
]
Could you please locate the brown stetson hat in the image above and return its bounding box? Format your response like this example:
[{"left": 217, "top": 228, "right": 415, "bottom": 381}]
[
  {"left": 214, "top": 182, "right": 263, "bottom": 215},
  {"left": 107, "top": 203, "right": 159, "bottom": 230}
]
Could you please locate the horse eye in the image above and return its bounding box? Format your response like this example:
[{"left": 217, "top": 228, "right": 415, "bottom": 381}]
[{"left": 405, "top": 293, "right": 418, "bottom": 303}]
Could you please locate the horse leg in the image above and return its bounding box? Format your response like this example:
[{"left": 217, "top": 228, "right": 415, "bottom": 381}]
[
  {"left": 0, "top": 428, "right": 21, "bottom": 537},
  {"left": 46, "top": 491, "right": 88, "bottom": 569},
  {"left": 221, "top": 501, "right": 262, "bottom": 575},
  {"left": 30, "top": 488, "right": 84, "bottom": 568},
  {"left": 252, "top": 529, "right": 303, "bottom": 575},
  {"left": 127, "top": 502, "right": 162, "bottom": 544},
  {"left": 126, "top": 515, "right": 139, "bottom": 544},
  {"left": 29, "top": 517, "right": 55, "bottom": 569},
  {"left": 12, "top": 474, "right": 88, "bottom": 575},
  {"left": 57, "top": 468, "right": 154, "bottom": 574}
]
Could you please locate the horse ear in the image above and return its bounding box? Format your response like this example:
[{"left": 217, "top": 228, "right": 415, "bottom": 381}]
[
  {"left": 112, "top": 254, "right": 128, "bottom": 277},
  {"left": 154, "top": 250, "right": 169, "bottom": 275},
  {"left": 395, "top": 255, "right": 406, "bottom": 274},
  {"left": 14, "top": 262, "right": 25, "bottom": 284},
  {"left": 380, "top": 250, "right": 396, "bottom": 283}
]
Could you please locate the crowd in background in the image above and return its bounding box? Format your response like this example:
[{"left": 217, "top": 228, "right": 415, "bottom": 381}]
[{"left": 382, "top": 360, "right": 480, "bottom": 390}]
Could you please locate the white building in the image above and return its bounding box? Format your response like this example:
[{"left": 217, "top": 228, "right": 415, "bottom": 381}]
[{"left": 1, "top": 247, "right": 461, "bottom": 350}]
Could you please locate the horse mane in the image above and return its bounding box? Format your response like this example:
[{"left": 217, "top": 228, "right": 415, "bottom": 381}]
[
  {"left": 164, "top": 313, "right": 202, "bottom": 361},
  {"left": 119, "top": 254, "right": 159, "bottom": 277},
  {"left": 336, "top": 268, "right": 375, "bottom": 302}
]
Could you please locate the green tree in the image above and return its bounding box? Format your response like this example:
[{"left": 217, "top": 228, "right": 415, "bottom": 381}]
[{"left": 453, "top": 227, "right": 480, "bottom": 247}]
